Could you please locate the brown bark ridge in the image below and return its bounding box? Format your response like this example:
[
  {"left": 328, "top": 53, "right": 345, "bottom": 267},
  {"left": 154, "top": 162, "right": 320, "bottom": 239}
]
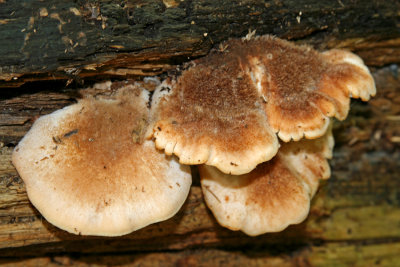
[
  {"left": 0, "top": 66, "right": 399, "bottom": 265},
  {"left": 0, "top": 0, "right": 399, "bottom": 87}
]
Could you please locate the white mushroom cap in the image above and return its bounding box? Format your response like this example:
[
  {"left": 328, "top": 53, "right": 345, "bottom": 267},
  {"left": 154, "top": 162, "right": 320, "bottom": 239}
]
[
  {"left": 199, "top": 129, "right": 334, "bottom": 236},
  {"left": 12, "top": 84, "right": 192, "bottom": 236}
]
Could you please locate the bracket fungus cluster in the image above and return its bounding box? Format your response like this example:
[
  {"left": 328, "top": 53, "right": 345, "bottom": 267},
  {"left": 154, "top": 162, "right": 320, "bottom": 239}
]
[{"left": 12, "top": 35, "right": 375, "bottom": 237}]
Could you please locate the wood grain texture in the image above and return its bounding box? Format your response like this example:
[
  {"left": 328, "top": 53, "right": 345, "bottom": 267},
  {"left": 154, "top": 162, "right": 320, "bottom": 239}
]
[
  {"left": 0, "top": 66, "right": 399, "bottom": 265},
  {"left": 1, "top": 243, "right": 400, "bottom": 267},
  {"left": 0, "top": 0, "right": 399, "bottom": 87}
]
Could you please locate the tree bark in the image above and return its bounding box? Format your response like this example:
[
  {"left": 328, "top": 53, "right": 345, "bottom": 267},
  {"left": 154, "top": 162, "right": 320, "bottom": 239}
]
[
  {"left": 0, "top": 0, "right": 399, "bottom": 87},
  {"left": 1, "top": 0, "right": 400, "bottom": 266}
]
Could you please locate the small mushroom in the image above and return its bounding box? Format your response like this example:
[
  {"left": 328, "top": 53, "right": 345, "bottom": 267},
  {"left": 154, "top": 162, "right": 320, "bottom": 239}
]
[
  {"left": 12, "top": 84, "right": 192, "bottom": 236},
  {"left": 199, "top": 129, "right": 333, "bottom": 236}
]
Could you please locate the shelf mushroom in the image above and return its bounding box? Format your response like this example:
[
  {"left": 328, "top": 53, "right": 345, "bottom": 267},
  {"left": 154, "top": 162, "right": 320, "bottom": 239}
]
[
  {"left": 149, "top": 35, "right": 375, "bottom": 235},
  {"left": 12, "top": 83, "right": 192, "bottom": 236},
  {"left": 243, "top": 37, "right": 376, "bottom": 141},
  {"left": 12, "top": 34, "right": 376, "bottom": 237},
  {"left": 150, "top": 55, "right": 280, "bottom": 175},
  {"left": 150, "top": 35, "right": 375, "bottom": 175},
  {"left": 199, "top": 130, "right": 334, "bottom": 236}
]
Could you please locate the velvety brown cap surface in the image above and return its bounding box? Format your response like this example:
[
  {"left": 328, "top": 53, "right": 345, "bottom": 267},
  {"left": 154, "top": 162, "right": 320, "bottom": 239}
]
[
  {"left": 150, "top": 51, "right": 279, "bottom": 175},
  {"left": 12, "top": 84, "right": 192, "bottom": 236},
  {"left": 150, "top": 35, "right": 374, "bottom": 175},
  {"left": 199, "top": 130, "right": 334, "bottom": 236},
  {"left": 234, "top": 36, "right": 376, "bottom": 141}
]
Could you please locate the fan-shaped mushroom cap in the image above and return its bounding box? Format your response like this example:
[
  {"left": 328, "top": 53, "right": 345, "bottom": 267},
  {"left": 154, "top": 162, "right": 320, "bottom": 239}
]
[
  {"left": 319, "top": 49, "right": 376, "bottom": 118},
  {"left": 241, "top": 36, "right": 376, "bottom": 141},
  {"left": 150, "top": 35, "right": 374, "bottom": 175},
  {"left": 199, "top": 130, "right": 333, "bottom": 236},
  {"left": 12, "top": 84, "right": 192, "bottom": 236},
  {"left": 150, "top": 54, "right": 279, "bottom": 175},
  {"left": 279, "top": 126, "right": 334, "bottom": 197}
]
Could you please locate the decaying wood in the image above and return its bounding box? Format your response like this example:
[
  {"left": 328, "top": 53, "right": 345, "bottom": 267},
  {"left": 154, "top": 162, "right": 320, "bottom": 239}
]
[
  {"left": 0, "top": 66, "right": 399, "bottom": 266},
  {"left": 0, "top": 0, "right": 399, "bottom": 87},
  {"left": 1, "top": 243, "right": 400, "bottom": 267},
  {"left": 1, "top": 0, "right": 400, "bottom": 265}
]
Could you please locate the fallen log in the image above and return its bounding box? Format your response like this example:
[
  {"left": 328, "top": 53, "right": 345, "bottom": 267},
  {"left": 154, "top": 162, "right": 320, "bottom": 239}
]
[
  {"left": 0, "top": 67, "right": 399, "bottom": 264},
  {"left": 1, "top": 0, "right": 400, "bottom": 265},
  {"left": 0, "top": 0, "right": 399, "bottom": 87}
]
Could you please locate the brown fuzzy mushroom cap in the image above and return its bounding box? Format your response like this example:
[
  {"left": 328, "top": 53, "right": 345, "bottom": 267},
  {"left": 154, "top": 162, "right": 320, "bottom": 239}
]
[
  {"left": 12, "top": 84, "right": 192, "bottom": 236},
  {"left": 199, "top": 130, "right": 334, "bottom": 236},
  {"left": 150, "top": 35, "right": 374, "bottom": 175},
  {"left": 239, "top": 36, "right": 376, "bottom": 141},
  {"left": 150, "top": 53, "right": 279, "bottom": 175}
]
